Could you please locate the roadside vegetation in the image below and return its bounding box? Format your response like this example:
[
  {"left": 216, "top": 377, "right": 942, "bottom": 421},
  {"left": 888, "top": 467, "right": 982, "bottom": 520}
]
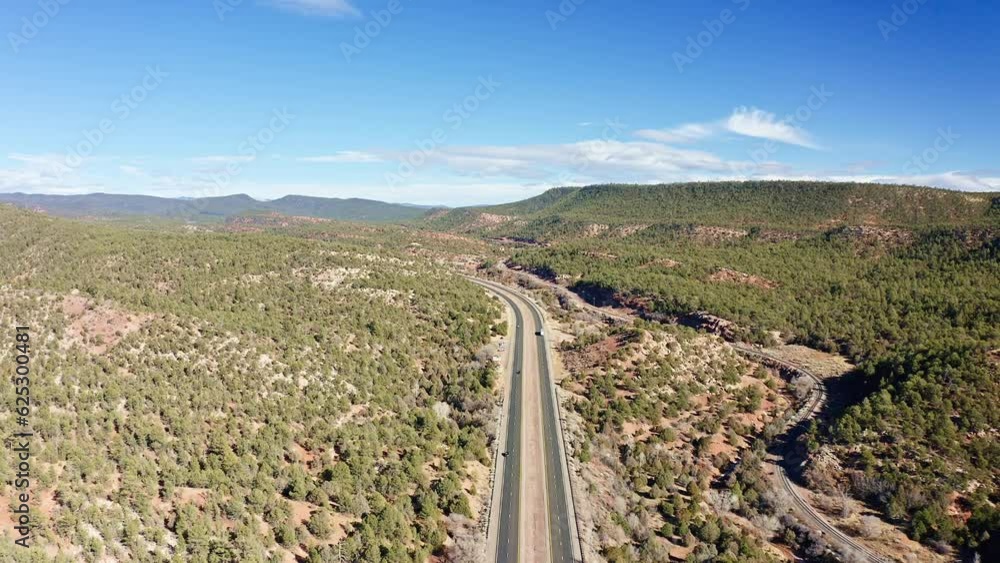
[{"left": 558, "top": 319, "right": 786, "bottom": 562}]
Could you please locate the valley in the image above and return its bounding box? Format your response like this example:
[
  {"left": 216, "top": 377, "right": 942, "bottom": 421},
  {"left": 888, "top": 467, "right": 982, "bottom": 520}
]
[
  {"left": 7, "top": 3, "right": 998, "bottom": 561},
  {"left": 1, "top": 180, "right": 997, "bottom": 562},
  {"left": 433, "top": 182, "right": 999, "bottom": 562}
]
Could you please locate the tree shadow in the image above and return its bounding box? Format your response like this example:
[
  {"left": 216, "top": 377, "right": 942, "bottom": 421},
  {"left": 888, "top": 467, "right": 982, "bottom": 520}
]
[{"left": 772, "top": 367, "right": 872, "bottom": 484}]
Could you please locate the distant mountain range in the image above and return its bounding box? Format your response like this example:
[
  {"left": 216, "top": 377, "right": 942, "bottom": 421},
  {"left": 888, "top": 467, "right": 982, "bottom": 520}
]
[
  {"left": 8, "top": 182, "right": 999, "bottom": 230},
  {"left": 0, "top": 192, "right": 438, "bottom": 223}
]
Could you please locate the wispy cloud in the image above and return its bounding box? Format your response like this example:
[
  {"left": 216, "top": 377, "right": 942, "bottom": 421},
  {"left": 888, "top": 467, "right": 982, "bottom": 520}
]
[
  {"left": 8, "top": 152, "right": 79, "bottom": 172},
  {"left": 230, "top": 179, "right": 548, "bottom": 206},
  {"left": 635, "top": 123, "right": 715, "bottom": 144},
  {"left": 868, "top": 171, "right": 1000, "bottom": 192},
  {"left": 736, "top": 171, "right": 1000, "bottom": 193},
  {"left": 1, "top": 153, "right": 98, "bottom": 194},
  {"left": 264, "top": 0, "right": 360, "bottom": 17},
  {"left": 297, "top": 151, "right": 383, "bottom": 163},
  {"left": 724, "top": 107, "right": 819, "bottom": 149},
  {"left": 635, "top": 107, "right": 822, "bottom": 149},
  {"left": 383, "top": 140, "right": 762, "bottom": 181}
]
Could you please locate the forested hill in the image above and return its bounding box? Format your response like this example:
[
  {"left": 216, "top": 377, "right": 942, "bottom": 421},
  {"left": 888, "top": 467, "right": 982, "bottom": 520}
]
[
  {"left": 0, "top": 205, "right": 502, "bottom": 561},
  {"left": 481, "top": 181, "right": 1000, "bottom": 556},
  {"left": 0, "top": 192, "right": 435, "bottom": 223},
  {"left": 428, "top": 182, "right": 1000, "bottom": 235}
]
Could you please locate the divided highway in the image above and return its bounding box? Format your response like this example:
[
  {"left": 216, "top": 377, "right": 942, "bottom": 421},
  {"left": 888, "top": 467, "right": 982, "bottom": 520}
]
[
  {"left": 485, "top": 284, "right": 524, "bottom": 563},
  {"left": 473, "top": 278, "right": 582, "bottom": 563}
]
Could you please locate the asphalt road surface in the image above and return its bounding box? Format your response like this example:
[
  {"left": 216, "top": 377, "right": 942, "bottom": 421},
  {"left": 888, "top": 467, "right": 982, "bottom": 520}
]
[
  {"left": 488, "top": 285, "right": 524, "bottom": 563},
  {"left": 474, "top": 279, "right": 579, "bottom": 563}
]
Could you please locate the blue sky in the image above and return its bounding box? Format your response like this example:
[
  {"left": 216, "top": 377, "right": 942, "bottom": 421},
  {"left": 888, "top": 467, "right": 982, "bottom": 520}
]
[{"left": 2, "top": 0, "right": 998, "bottom": 205}]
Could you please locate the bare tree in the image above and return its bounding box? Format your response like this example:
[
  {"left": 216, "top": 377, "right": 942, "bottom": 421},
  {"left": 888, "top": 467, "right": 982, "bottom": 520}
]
[
  {"left": 858, "top": 515, "right": 882, "bottom": 538},
  {"left": 763, "top": 485, "right": 794, "bottom": 514},
  {"left": 840, "top": 547, "right": 869, "bottom": 563},
  {"left": 839, "top": 486, "right": 854, "bottom": 519},
  {"left": 749, "top": 514, "right": 782, "bottom": 536},
  {"left": 792, "top": 374, "right": 816, "bottom": 401},
  {"left": 447, "top": 515, "right": 484, "bottom": 562},
  {"left": 804, "top": 530, "right": 830, "bottom": 559}
]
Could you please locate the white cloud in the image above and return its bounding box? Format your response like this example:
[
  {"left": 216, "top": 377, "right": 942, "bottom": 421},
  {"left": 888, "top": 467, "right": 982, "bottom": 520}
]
[
  {"left": 635, "top": 123, "right": 715, "bottom": 144},
  {"left": 386, "top": 139, "right": 769, "bottom": 183},
  {"left": 0, "top": 154, "right": 99, "bottom": 195},
  {"left": 264, "top": 0, "right": 360, "bottom": 17},
  {"left": 8, "top": 152, "right": 81, "bottom": 174},
  {"left": 8, "top": 153, "right": 61, "bottom": 165},
  {"left": 297, "top": 151, "right": 383, "bottom": 163},
  {"left": 738, "top": 171, "right": 1000, "bottom": 193},
  {"left": 253, "top": 180, "right": 547, "bottom": 206},
  {"left": 637, "top": 107, "right": 822, "bottom": 150},
  {"left": 724, "top": 107, "right": 819, "bottom": 149},
  {"left": 1, "top": 153, "right": 223, "bottom": 198},
  {"left": 381, "top": 136, "right": 1000, "bottom": 196},
  {"left": 867, "top": 171, "right": 1000, "bottom": 192}
]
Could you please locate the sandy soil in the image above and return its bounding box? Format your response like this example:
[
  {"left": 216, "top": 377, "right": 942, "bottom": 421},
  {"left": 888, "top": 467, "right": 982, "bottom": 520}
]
[
  {"left": 60, "top": 294, "right": 153, "bottom": 354},
  {"left": 463, "top": 460, "right": 491, "bottom": 520},
  {"left": 708, "top": 267, "right": 779, "bottom": 289}
]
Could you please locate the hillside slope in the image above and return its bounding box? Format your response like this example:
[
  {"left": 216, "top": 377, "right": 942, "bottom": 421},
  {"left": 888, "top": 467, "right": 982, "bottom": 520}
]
[
  {"left": 474, "top": 182, "right": 1000, "bottom": 558},
  {"left": 0, "top": 206, "right": 500, "bottom": 561},
  {"left": 0, "top": 192, "right": 433, "bottom": 223},
  {"left": 429, "top": 182, "right": 1000, "bottom": 236}
]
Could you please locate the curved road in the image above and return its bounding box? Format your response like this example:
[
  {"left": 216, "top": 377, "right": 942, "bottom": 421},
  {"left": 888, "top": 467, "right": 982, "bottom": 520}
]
[{"left": 472, "top": 278, "right": 581, "bottom": 563}]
